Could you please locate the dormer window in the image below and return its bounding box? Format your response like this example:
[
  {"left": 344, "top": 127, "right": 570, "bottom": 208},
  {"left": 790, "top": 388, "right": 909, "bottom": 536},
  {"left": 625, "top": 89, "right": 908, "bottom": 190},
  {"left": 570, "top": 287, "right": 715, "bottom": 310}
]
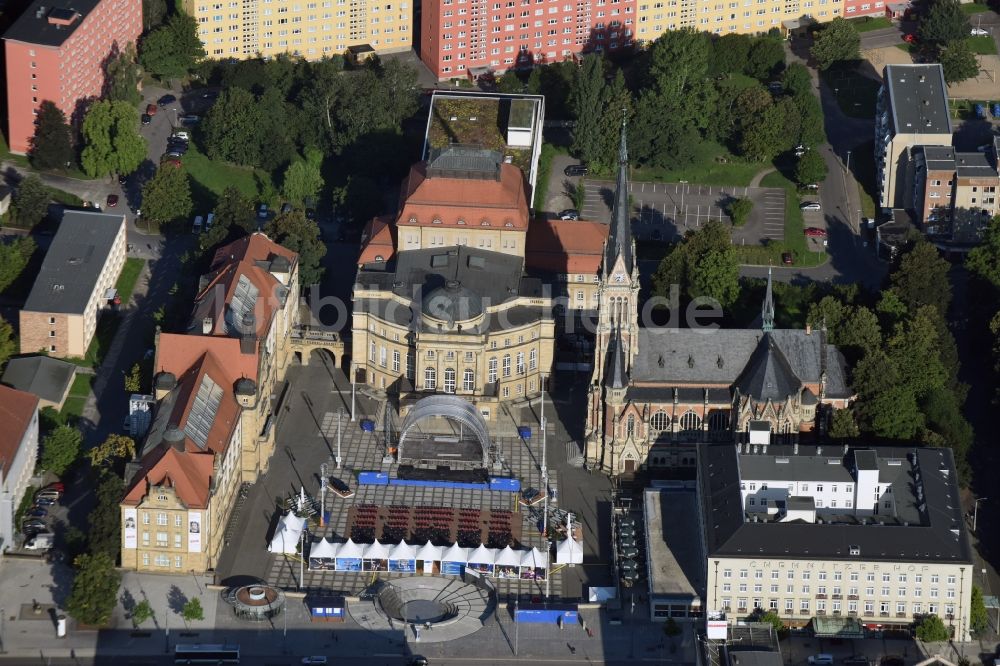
[
  {"left": 432, "top": 218, "right": 442, "bottom": 224},
  {"left": 481, "top": 220, "right": 490, "bottom": 226}
]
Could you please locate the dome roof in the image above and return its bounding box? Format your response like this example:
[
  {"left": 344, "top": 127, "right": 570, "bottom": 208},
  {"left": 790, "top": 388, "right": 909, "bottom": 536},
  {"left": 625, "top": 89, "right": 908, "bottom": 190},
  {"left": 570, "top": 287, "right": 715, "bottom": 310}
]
[
  {"left": 235, "top": 377, "right": 256, "bottom": 396},
  {"left": 421, "top": 280, "right": 483, "bottom": 327}
]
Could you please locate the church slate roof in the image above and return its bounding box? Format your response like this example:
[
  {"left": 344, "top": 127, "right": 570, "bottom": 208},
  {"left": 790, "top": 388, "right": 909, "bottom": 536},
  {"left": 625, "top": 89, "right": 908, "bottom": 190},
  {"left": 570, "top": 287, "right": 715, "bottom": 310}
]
[
  {"left": 631, "top": 328, "right": 850, "bottom": 398},
  {"left": 604, "top": 120, "right": 634, "bottom": 277},
  {"left": 605, "top": 327, "right": 628, "bottom": 389},
  {"left": 734, "top": 333, "right": 802, "bottom": 402}
]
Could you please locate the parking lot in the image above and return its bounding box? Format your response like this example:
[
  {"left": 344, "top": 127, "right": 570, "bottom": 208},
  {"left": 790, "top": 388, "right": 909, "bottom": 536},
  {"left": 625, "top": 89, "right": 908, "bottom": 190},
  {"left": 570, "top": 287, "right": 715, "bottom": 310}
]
[{"left": 580, "top": 180, "right": 786, "bottom": 243}]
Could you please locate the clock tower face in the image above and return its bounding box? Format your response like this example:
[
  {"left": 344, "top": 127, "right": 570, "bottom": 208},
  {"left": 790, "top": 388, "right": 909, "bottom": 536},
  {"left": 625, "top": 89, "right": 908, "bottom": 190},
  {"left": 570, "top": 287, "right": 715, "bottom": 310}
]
[{"left": 614, "top": 273, "right": 626, "bottom": 283}]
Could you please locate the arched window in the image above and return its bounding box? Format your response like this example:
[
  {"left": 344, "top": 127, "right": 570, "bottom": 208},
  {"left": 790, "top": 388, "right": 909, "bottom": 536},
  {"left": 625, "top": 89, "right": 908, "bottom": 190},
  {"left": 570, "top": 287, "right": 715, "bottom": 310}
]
[
  {"left": 502, "top": 354, "right": 512, "bottom": 378},
  {"left": 488, "top": 357, "right": 498, "bottom": 383},
  {"left": 443, "top": 368, "right": 456, "bottom": 393},
  {"left": 650, "top": 411, "right": 669, "bottom": 432},
  {"left": 709, "top": 411, "right": 730, "bottom": 432},
  {"left": 463, "top": 368, "right": 475, "bottom": 391},
  {"left": 424, "top": 367, "right": 436, "bottom": 390},
  {"left": 680, "top": 411, "right": 701, "bottom": 434},
  {"left": 626, "top": 414, "right": 636, "bottom": 438}
]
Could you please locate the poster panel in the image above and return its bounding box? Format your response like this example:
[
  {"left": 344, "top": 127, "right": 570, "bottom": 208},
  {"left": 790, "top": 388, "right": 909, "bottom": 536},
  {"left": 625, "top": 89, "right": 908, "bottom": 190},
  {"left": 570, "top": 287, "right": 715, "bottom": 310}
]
[
  {"left": 188, "top": 511, "right": 202, "bottom": 553},
  {"left": 123, "top": 507, "right": 137, "bottom": 549}
]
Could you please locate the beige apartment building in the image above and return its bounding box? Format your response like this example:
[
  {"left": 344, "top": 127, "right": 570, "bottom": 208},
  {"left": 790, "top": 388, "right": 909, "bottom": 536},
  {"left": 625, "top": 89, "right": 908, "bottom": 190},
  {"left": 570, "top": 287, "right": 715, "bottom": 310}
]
[
  {"left": 912, "top": 145, "right": 1000, "bottom": 241},
  {"left": 19, "top": 210, "right": 126, "bottom": 358},
  {"left": 183, "top": 0, "right": 411, "bottom": 60},
  {"left": 121, "top": 234, "right": 303, "bottom": 573},
  {"left": 697, "top": 442, "right": 975, "bottom": 640},
  {"left": 876, "top": 64, "right": 952, "bottom": 211},
  {"left": 634, "top": 0, "right": 841, "bottom": 42}
]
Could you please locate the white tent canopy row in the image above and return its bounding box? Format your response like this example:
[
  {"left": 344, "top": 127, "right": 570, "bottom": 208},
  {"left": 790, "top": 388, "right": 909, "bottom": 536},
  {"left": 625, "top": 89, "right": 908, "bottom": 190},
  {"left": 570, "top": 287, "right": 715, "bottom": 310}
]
[
  {"left": 267, "top": 513, "right": 308, "bottom": 555},
  {"left": 305, "top": 539, "right": 550, "bottom": 569},
  {"left": 555, "top": 537, "right": 583, "bottom": 564}
]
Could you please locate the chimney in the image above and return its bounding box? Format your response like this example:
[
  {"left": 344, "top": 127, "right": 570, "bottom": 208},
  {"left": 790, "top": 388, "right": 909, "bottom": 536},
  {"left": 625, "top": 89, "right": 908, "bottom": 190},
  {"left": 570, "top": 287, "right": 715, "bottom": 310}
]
[{"left": 202, "top": 317, "right": 213, "bottom": 335}]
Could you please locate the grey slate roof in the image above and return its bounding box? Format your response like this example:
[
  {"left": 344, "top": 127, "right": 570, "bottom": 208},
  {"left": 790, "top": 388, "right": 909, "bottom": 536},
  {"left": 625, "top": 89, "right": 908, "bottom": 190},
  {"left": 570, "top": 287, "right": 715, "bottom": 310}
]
[
  {"left": 954, "top": 151, "right": 998, "bottom": 178},
  {"left": 3, "top": 0, "right": 100, "bottom": 47},
  {"left": 604, "top": 326, "right": 628, "bottom": 389},
  {"left": 700, "top": 443, "right": 972, "bottom": 564},
  {"left": 625, "top": 385, "right": 732, "bottom": 404},
  {"left": 1, "top": 355, "right": 76, "bottom": 404},
  {"left": 23, "top": 210, "right": 124, "bottom": 314},
  {"left": 632, "top": 328, "right": 849, "bottom": 399},
  {"left": 883, "top": 64, "right": 952, "bottom": 136},
  {"left": 604, "top": 122, "right": 634, "bottom": 277},
  {"left": 734, "top": 334, "right": 802, "bottom": 402},
  {"left": 919, "top": 145, "right": 956, "bottom": 171}
]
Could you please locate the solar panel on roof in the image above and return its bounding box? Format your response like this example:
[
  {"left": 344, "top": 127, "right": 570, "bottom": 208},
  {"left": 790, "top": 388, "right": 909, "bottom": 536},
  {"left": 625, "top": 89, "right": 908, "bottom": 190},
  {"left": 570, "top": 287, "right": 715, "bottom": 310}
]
[
  {"left": 226, "top": 274, "right": 259, "bottom": 335},
  {"left": 185, "top": 375, "right": 223, "bottom": 448}
]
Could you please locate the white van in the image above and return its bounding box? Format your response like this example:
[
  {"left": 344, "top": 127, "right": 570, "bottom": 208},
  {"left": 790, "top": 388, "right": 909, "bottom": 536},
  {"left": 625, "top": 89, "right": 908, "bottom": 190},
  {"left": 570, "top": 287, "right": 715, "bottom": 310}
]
[
  {"left": 193, "top": 215, "right": 204, "bottom": 233},
  {"left": 205, "top": 212, "right": 215, "bottom": 229},
  {"left": 172, "top": 129, "right": 190, "bottom": 141},
  {"left": 25, "top": 534, "right": 53, "bottom": 550},
  {"left": 809, "top": 655, "right": 835, "bottom": 665}
]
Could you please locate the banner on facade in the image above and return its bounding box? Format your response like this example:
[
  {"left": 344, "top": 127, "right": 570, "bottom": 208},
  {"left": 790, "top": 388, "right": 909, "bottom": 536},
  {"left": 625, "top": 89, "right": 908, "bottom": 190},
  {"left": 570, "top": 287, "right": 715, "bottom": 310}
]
[
  {"left": 123, "top": 507, "right": 137, "bottom": 549},
  {"left": 188, "top": 511, "right": 202, "bottom": 552}
]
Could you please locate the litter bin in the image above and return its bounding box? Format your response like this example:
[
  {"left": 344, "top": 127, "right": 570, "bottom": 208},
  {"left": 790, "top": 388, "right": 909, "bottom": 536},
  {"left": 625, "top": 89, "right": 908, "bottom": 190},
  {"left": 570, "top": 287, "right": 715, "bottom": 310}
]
[
  {"left": 518, "top": 426, "right": 532, "bottom": 440},
  {"left": 57, "top": 614, "right": 67, "bottom": 637}
]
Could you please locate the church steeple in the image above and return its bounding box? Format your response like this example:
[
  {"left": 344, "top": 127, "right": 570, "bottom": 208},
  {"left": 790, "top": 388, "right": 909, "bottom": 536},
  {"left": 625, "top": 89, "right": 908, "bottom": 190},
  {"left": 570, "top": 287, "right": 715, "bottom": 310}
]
[
  {"left": 604, "top": 113, "right": 633, "bottom": 278},
  {"left": 604, "top": 324, "right": 628, "bottom": 390},
  {"left": 762, "top": 266, "right": 775, "bottom": 333}
]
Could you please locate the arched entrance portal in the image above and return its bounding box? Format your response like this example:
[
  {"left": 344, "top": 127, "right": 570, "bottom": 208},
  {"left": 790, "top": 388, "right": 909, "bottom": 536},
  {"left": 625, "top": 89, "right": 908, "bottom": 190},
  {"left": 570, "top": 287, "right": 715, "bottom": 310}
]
[{"left": 397, "top": 395, "right": 491, "bottom": 468}]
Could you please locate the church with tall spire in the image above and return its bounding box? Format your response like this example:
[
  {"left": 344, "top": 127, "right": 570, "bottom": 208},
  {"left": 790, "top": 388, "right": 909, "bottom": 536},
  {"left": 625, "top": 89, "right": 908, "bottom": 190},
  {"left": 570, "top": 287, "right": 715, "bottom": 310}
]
[{"left": 584, "top": 164, "right": 856, "bottom": 474}]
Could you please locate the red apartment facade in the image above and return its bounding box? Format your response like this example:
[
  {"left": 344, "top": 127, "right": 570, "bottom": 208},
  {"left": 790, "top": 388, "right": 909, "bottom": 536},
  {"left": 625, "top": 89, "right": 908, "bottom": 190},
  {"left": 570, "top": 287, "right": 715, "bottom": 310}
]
[
  {"left": 3, "top": 0, "right": 142, "bottom": 154},
  {"left": 842, "top": 0, "right": 885, "bottom": 18},
  {"left": 420, "top": 0, "right": 634, "bottom": 80}
]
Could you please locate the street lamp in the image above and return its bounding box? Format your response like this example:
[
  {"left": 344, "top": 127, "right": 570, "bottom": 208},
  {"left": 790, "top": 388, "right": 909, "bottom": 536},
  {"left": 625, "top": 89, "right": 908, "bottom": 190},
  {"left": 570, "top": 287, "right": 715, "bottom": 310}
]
[
  {"left": 336, "top": 410, "right": 343, "bottom": 469},
  {"left": 973, "top": 497, "right": 989, "bottom": 532},
  {"left": 350, "top": 364, "right": 357, "bottom": 422}
]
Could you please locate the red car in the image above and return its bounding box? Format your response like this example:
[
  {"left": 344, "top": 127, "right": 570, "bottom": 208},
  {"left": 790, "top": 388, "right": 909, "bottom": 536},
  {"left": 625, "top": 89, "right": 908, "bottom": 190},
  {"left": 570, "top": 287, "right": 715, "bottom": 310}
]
[
  {"left": 903, "top": 33, "right": 917, "bottom": 44},
  {"left": 44, "top": 482, "right": 65, "bottom": 492},
  {"left": 145, "top": 103, "right": 158, "bottom": 116},
  {"left": 106, "top": 194, "right": 119, "bottom": 208},
  {"left": 782, "top": 252, "right": 794, "bottom": 265},
  {"left": 804, "top": 227, "right": 827, "bottom": 237}
]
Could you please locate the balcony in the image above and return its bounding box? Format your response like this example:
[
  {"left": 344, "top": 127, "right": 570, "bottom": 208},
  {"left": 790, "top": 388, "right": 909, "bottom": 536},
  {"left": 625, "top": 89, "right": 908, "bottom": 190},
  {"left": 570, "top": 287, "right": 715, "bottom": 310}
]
[
  {"left": 815, "top": 594, "right": 827, "bottom": 600},
  {"left": 816, "top": 610, "right": 826, "bottom": 615},
  {"left": 864, "top": 612, "right": 874, "bottom": 617},
  {"left": 880, "top": 612, "right": 890, "bottom": 617},
  {"left": 832, "top": 595, "right": 842, "bottom": 600},
  {"left": 848, "top": 595, "right": 859, "bottom": 600},
  {"left": 848, "top": 611, "right": 858, "bottom": 617}
]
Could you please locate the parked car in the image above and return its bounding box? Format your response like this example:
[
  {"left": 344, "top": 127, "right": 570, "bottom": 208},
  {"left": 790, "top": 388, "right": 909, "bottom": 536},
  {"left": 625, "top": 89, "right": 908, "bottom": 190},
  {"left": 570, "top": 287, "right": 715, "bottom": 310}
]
[
  {"left": 976, "top": 103, "right": 987, "bottom": 119},
  {"left": 782, "top": 251, "right": 793, "bottom": 265},
  {"left": 171, "top": 129, "right": 190, "bottom": 141},
  {"left": 34, "top": 495, "right": 57, "bottom": 506},
  {"left": 301, "top": 658, "right": 328, "bottom": 665},
  {"left": 800, "top": 201, "right": 821, "bottom": 211},
  {"left": 27, "top": 507, "right": 48, "bottom": 518},
  {"left": 36, "top": 489, "right": 60, "bottom": 500},
  {"left": 180, "top": 114, "right": 200, "bottom": 125},
  {"left": 22, "top": 518, "right": 47, "bottom": 531},
  {"left": 972, "top": 27, "right": 989, "bottom": 36},
  {"left": 767, "top": 81, "right": 783, "bottom": 93},
  {"left": 157, "top": 94, "right": 177, "bottom": 107},
  {"left": 804, "top": 227, "right": 827, "bottom": 237},
  {"left": 145, "top": 103, "right": 158, "bottom": 116},
  {"left": 620, "top": 559, "right": 638, "bottom": 571},
  {"left": 106, "top": 194, "right": 119, "bottom": 208},
  {"left": 564, "top": 164, "right": 588, "bottom": 177},
  {"left": 43, "top": 482, "right": 65, "bottom": 493},
  {"left": 281, "top": 202, "right": 293, "bottom": 214},
  {"left": 559, "top": 209, "right": 580, "bottom": 220},
  {"left": 141, "top": 114, "right": 151, "bottom": 125},
  {"left": 618, "top": 537, "right": 637, "bottom": 549},
  {"left": 118, "top": 174, "right": 128, "bottom": 185},
  {"left": 993, "top": 103, "right": 1000, "bottom": 118},
  {"left": 618, "top": 526, "right": 636, "bottom": 538},
  {"left": 24, "top": 533, "right": 54, "bottom": 550},
  {"left": 23, "top": 526, "right": 48, "bottom": 539},
  {"left": 166, "top": 142, "right": 188, "bottom": 155},
  {"left": 258, "top": 203, "right": 269, "bottom": 219},
  {"left": 808, "top": 655, "right": 834, "bottom": 665}
]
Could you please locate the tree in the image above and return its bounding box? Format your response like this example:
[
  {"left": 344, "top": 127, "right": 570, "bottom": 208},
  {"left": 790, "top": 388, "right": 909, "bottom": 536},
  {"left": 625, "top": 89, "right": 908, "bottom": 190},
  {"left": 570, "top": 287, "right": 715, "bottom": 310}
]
[
  {"left": 745, "top": 37, "right": 785, "bottom": 81},
  {"left": 264, "top": 210, "right": 327, "bottom": 287},
  {"left": 940, "top": 39, "right": 980, "bottom": 84},
  {"left": 104, "top": 44, "right": 142, "bottom": 105},
  {"left": 967, "top": 216, "right": 1000, "bottom": 288},
  {"left": 970, "top": 587, "right": 989, "bottom": 635},
  {"left": 87, "top": 469, "right": 125, "bottom": 556},
  {"left": 182, "top": 597, "right": 205, "bottom": 623},
  {"left": 142, "top": 0, "right": 168, "bottom": 31},
  {"left": 570, "top": 55, "right": 617, "bottom": 172},
  {"left": 131, "top": 599, "right": 154, "bottom": 627},
  {"left": 654, "top": 220, "right": 740, "bottom": 308},
  {"left": 10, "top": 175, "right": 51, "bottom": 228},
  {"left": 124, "top": 362, "right": 143, "bottom": 393},
  {"left": 919, "top": 0, "right": 970, "bottom": 47},
  {"left": 66, "top": 552, "right": 121, "bottom": 626},
  {"left": 87, "top": 433, "right": 136, "bottom": 468},
  {"left": 80, "top": 100, "right": 147, "bottom": 178},
  {"left": 727, "top": 197, "right": 753, "bottom": 227},
  {"left": 141, "top": 166, "right": 193, "bottom": 230},
  {"left": 215, "top": 186, "right": 257, "bottom": 234},
  {"left": 747, "top": 608, "right": 785, "bottom": 635},
  {"left": 0, "top": 236, "right": 36, "bottom": 292},
  {"left": 741, "top": 98, "right": 800, "bottom": 161},
  {"left": 810, "top": 17, "right": 860, "bottom": 70},
  {"left": 40, "top": 425, "right": 82, "bottom": 477},
  {"left": 29, "top": 102, "right": 74, "bottom": 171},
  {"left": 829, "top": 408, "right": 860, "bottom": 439},
  {"left": 891, "top": 241, "right": 952, "bottom": 317},
  {"left": 202, "top": 87, "right": 264, "bottom": 166},
  {"left": 710, "top": 33, "right": 752, "bottom": 76},
  {"left": 497, "top": 70, "right": 523, "bottom": 93},
  {"left": 795, "top": 94, "right": 827, "bottom": 148},
  {"left": 0, "top": 316, "right": 15, "bottom": 368},
  {"left": 282, "top": 147, "right": 324, "bottom": 205},
  {"left": 795, "top": 150, "right": 828, "bottom": 186},
  {"left": 139, "top": 12, "right": 205, "bottom": 79},
  {"left": 914, "top": 613, "right": 951, "bottom": 642},
  {"left": 782, "top": 63, "right": 813, "bottom": 98}
]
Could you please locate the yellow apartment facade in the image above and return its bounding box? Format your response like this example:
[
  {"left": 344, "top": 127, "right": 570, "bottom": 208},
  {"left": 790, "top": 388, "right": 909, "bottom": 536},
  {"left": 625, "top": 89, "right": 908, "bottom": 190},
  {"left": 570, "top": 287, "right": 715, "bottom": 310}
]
[{"left": 635, "top": 0, "right": 841, "bottom": 41}]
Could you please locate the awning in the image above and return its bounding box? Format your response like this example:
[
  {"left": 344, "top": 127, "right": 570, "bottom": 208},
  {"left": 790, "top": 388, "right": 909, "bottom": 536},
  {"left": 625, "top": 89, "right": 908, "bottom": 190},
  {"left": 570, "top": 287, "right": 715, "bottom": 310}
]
[
  {"left": 416, "top": 541, "right": 443, "bottom": 561},
  {"left": 364, "top": 539, "right": 391, "bottom": 560},
  {"left": 555, "top": 537, "right": 583, "bottom": 564},
  {"left": 495, "top": 545, "right": 521, "bottom": 567},
  {"left": 388, "top": 541, "right": 417, "bottom": 561},
  {"left": 812, "top": 616, "right": 865, "bottom": 638},
  {"left": 309, "top": 537, "right": 338, "bottom": 559},
  {"left": 467, "top": 544, "right": 496, "bottom": 565}
]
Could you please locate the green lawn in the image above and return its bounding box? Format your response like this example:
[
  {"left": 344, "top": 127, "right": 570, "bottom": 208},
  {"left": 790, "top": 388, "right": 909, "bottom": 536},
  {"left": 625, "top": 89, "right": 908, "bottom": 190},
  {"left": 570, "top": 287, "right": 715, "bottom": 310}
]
[
  {"left": 848, "top": 15, "right": 893, "bottom": 32},
  {"left": 83, "top": 312, "right": 122, "bottom": 367},
  {"left": 115, "top": 258, "right": 145, "bottom": 303},
  {"left": 68, "top": 373, "right": 92, "bottom": 398},
  {"left": 632, "top": 142, "right": 767, "bottom": 187},
  {"left": 948, "top": 98, "right": 990, "bottom": 119},
  {"left": 183, "top": 142, "right": 263, "bottom": 209},
  {"left": 967, "top": 34, "right": 997, "bottom": 55},
  {"left": 60, "top": 396, "right": 86, "bottom": 422},
  {"left": 961, "top": 2, "right": 991, "bottom": 14},
  {"left": 48, "top": 187, "right": 84, "bottom": 206},
  {"left": 820, "top": 67, "right": 881, "bottom": 119}
]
